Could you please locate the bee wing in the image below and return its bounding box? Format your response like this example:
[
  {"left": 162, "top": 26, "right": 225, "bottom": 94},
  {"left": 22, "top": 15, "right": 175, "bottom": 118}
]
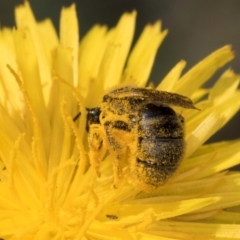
[{"left": 108, "top": 87, "right": 198, "bottom": 110}]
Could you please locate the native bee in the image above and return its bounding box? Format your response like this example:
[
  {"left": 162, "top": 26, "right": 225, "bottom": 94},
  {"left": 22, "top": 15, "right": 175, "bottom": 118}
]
[{"left": 86, "top": 87, "right": 197, "bottom": 191}]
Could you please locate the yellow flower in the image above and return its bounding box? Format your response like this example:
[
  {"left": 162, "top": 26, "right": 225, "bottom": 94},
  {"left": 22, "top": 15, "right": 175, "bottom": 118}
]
[{"left": 0, "top": 2, "right": 240, "bottom": 239}]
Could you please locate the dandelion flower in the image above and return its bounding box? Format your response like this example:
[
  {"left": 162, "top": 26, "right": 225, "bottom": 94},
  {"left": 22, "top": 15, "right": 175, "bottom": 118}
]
[{"left": 0, "top": 2, "right": 240, "bottom": 239}]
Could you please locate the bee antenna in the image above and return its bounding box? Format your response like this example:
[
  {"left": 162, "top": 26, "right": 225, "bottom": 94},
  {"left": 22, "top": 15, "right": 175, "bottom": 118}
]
[{"left": 73, "top": 112, "right": 81, "bottom": 121}]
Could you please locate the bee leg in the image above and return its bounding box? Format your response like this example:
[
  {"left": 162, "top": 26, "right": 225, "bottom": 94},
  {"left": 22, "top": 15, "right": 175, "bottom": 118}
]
[
  {"left": 104, "top": 122, "right": 127, "bottom": 188},
  {"left": 113, "top": 154, "right": 123, "bottom": 189},
  {"left": 88, "top": 126, "right": 104, "bottom": 177}
]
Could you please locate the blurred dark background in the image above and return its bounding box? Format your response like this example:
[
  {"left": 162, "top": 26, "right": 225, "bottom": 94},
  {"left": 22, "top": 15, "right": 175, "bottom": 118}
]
[{"left": 0, "top": 0, "right": 239, "bottom": 144}]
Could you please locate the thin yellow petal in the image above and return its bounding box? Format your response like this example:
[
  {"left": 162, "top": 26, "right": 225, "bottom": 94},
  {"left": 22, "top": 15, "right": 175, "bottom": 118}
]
[
  {"left": 0, "top": 40, "right": 24, "bottom": 113},
  {"left": 13, "top": 29, "right": 51, "bottom": 157},
  {"left": 48, "top": 47, "right": 77, "bottom": 172},
  {"left": 99, "top": 197, "right": 219, "bottom": 225},
  {"left": 0, "top": 28, "right": 15, "bottom": 52},
  {"left": 37, "top": 19, "right": 58, "bottom": 73},
  {"left": 87, "top": 220, "right": 135, "bottom": 240},
  {"left": 78, "top": 25, "right": 107, "bottom": 102},
  {"left": 98, "top": 11, "right": 136, "bottom": 90},
  {"left": 186, "top": 91, "right": 240, "bottom": 156},
  {"left": 190, "top": 88, "right": 209, "bottom": 103},
  {"left": 149, "top": 221, "right": 240, "bottom": 239},
  {"left": 0, "top": 212, "right": 41, "bottom": 236},
  {"left": 138, "top": 232, "right": 178, "bottom": 240},
  {"left": 60, "top": 4, "right": 79, "bottom": 85},
  {"left": 181, "top": 142, "right": 240, "bottom": 180},
  {"left": 157, "top": 60, "right": 186, "bottom": 92},
  {"left": 15, "top": 2, "right": 52, "bottom": 102},
  {"left": 174, "top": 46, "right": 234, "bottom": 97},
  {"left": 166, "top": 173, "right": 240, "bottom": 198},
  {"left": 209, "top": 69, "right": 239, "bottom": 104},
  {"left": 123, "top": 21, "right": 167, "bottom": 86},
  {"left": 193, "top": 193, "right": 240, "bottom": 215},
  {"left": 206, "top": 210, "right": 240, "bottom": 224}
]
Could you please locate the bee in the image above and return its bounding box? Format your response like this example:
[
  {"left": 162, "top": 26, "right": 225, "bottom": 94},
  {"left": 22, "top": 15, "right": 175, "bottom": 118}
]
[{"left": 86, "top": 87, "right": 198, "bottom": 191}]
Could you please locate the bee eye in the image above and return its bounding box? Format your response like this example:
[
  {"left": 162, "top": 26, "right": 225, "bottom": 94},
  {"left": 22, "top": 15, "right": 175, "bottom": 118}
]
[{"left": 86, "top": 107, "right": 101, "bottom": 132}]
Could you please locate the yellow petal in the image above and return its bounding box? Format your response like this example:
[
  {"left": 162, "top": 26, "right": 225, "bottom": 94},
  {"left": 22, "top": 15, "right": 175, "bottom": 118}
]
[
  {"left": 60, "top": 4, "right": 79, "bottom": 86},
  {"left": 37, "top": 19, "right": 58, "bottom": 72},
  {"left": 174, "top": 46, "right": 234, "bottom": 97},
  {"left": 15, "top": 1, "right": 52, "bottom": 102},
  {"left": 209, "top": 69, "right": 239, "bottom": 104},
  {"left": 148, "top": 221, "right": 240, "bottom": 239},
  {"left": 157, "top": 60, "right": 186, "bottom": 92},
  {"left": 185, "top": 91, "right": 240, "bottom": 156},
  {"left": 99, "top": 11, "right": 136, "bottom": 89},
  {"left": 0, "top": 38, "right": 24, "bottom": 113},
  {"left": 13, "top": 29, "right": 51, "bottom": 158},
  {"left": 99, "top": 197, "right": 219, "bottom": 225},
  {"left": 78, "top": 25, "right": 107, "bottom": 100},
  {"left": 123, "top": 21, "right": 167, "bottom": 87},
  {"left": 181, "top": 141, "right": 240, "bottom": 179}
]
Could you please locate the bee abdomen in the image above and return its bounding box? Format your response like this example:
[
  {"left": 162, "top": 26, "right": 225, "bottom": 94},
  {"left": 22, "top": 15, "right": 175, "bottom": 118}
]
[
  {"left": 139, "top": 118, "right": 183, "bottom": 138},
  {"left": 139, "top": 103, "right": 184, "bottom": 138},
  {"left": 134, "top": 103, "right": 185, "bottom": 188},
  {"left": 135, "top": 137, "right": 184, "bottom": 187},
  {"left": 137, "top": 137, "right": 184, "bottom": 165}
]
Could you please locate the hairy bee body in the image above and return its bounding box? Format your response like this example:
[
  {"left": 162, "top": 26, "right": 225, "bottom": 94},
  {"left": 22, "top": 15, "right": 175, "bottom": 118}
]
[
  {"left": 86, "top": 87, "right": 197, "bottom": 191},
  {"left": 136, "top": 104, "right": 184, "bottom": 188}
]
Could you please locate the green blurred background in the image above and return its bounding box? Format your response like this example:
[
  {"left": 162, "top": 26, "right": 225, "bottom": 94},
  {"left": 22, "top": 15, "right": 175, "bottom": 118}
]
[{"left": 0, "top": 0, "right": 239, "bottom": 144}]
